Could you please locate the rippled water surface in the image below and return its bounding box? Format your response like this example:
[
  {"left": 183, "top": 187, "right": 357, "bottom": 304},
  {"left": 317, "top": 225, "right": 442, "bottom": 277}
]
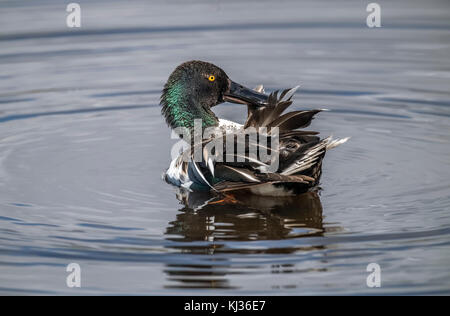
[{"left": 1, "top": 0, "right": 450, "bottom": 295}]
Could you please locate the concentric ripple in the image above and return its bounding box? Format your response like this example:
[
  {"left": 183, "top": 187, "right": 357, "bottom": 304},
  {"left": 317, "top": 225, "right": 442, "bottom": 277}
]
[{"left": 0, "top": 0, "right": 449, "bottom": 295}]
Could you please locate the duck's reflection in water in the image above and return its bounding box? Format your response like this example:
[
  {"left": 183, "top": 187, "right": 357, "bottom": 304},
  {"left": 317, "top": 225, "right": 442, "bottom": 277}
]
[{"left": 164, "top": 189, "right": 324, "bottom": 289}]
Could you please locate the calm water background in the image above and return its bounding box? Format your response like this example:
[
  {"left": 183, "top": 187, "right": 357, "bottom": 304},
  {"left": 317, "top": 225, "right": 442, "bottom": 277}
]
[{"left": 1, "top": 0, "right": 450, "bottom": 295}]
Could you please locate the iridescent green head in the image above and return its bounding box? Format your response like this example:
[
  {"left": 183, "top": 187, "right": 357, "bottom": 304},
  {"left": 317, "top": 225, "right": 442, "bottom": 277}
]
[{"left": 160, "top": 60, "right": 268, "bottom": 131}]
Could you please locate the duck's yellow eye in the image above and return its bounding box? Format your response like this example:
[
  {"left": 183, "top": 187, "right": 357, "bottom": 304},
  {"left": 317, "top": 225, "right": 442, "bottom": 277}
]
[{"left": 208, "top": 75, "right": 215, "bottom": 82}]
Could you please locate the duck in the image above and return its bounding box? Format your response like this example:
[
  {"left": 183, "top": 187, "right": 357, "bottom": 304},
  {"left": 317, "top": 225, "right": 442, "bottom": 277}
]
[{"left": 160, "top": 60, "right": 348, "bottom": 197}]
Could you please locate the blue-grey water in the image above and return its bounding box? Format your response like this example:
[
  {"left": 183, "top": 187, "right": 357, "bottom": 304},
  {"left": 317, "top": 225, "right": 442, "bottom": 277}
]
[{"left": 1, "top": 0, "right": 450, "bottom": 295}]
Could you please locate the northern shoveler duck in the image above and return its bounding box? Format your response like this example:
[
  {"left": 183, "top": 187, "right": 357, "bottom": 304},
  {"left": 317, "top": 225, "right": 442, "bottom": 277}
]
[{"left": 161, "top": 60, "right": 348, "bottom": 197}]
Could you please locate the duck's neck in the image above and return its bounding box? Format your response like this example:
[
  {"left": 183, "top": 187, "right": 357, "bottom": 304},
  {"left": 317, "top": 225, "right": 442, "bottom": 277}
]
[{"left": 161, "top": 82, "right": 219, "bottom": 132}]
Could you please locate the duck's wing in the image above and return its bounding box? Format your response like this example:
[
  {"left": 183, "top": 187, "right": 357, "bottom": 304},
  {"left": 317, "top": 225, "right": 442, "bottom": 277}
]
[
  {"left": 185, "top": 87, "right": 347, "bottom": 193},
  {"left": 210, "top": 132, "right": 326, "bottom": 193},
  {"left": 213, "top": 164, "right": 315, "bottom": 192},
  {"left": 169, "top": 130, "right": 334, "bottom": 192}
]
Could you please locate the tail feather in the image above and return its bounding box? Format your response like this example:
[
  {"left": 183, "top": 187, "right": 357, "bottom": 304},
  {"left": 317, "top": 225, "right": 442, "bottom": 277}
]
[
  {"left": 245, "top": 87, "right": 299, "bottom": 128},
  {"left": 326, "top": 137, "right": 350, "bottom": 150},
  {"left": 268, "top": 110, "right": 321, "bottom": 132}
]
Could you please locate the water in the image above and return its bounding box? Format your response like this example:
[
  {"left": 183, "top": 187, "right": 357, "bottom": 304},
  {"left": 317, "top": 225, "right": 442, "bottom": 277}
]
[{"left": 1, "top": 0, "right": 450, "bottom": 295}]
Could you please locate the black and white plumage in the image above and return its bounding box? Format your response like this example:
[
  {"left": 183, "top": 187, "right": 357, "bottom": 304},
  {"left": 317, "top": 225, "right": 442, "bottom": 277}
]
[{"left": 164, "top": 85, "right": 348, "bottom": 196}]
